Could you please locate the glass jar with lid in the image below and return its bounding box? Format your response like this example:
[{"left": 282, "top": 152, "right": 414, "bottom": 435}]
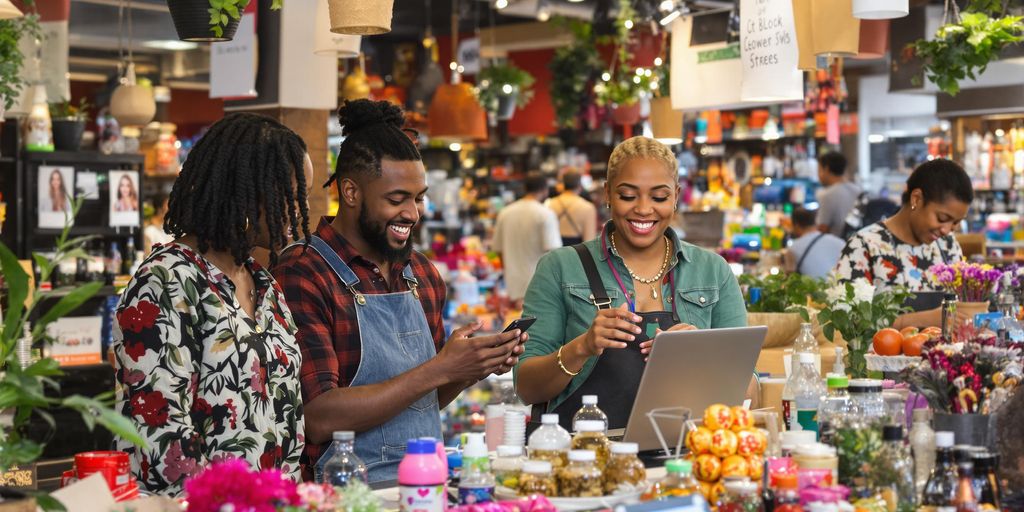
[
  {"left": 572, "top": 421, "right": 610, "bottom": 466},
  {"left": 640, "top": 459, "right": 699, "bottom": 501},
  {"left": 518, "top": 460, "right": 557, "bottom": 497},
  {"left": 558, "top": 450, "right": 604, "bottom": 497},
  {"left": 836, "top": 378, "right": 885, "bottom": 493},
  {"left": 528, "top": 414, "right": 571, "bottom": 470},
  {"left": 604, "top": 442, "right": 647, "bottom": 493},
  {"left": 493, "top": 445, "right": 525, "bottom": 489},
  {"left": 717, "top": 477, "right": 762, "bottom": 512}
]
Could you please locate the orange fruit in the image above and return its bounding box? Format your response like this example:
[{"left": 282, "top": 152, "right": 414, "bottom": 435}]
[
  {"left": 736, "top": 429, "right": 760, "bottom": 456},
  {"left": 703, "top": 404, "right": 733, "bottom": 431},
  {"left": 730, "top": 406, "right": 754, "bottom": 431},
  {"left": 721, "top": 455, "right": 750, "bottom": 478},
  {"left": 746, "top": 454, "right": 764, "bottom": 479},
  {"left": 751, "top": 429, "right": 768, "bottom": 455},
  {"left": 686, "top": 426, "right": 714, "bottom": 455},
  {"left": 922, "top": 326, "right": 942, "bottom": 339},
  {"left": 902, "top": 333, "right": 928, "bottom": 356},
  {"left": 709, "top": 482, "right": 726, "bottom": 505},
  {"left": 694, "top": 454, "right": 722, "bottom": 482},
  {"left": 899, "top": 326, "right": 919, "bottom": 338},
  {"left": 872, "top": 328, "right": 903, "bottom": 356},
  {"left": 710, "top": 429, "right": 739, "bottom": 458}
]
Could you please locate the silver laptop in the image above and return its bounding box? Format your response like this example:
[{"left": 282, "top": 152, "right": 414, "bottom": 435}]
[{"left": 619, "top": 326, "right": 767, "bottom": 452}]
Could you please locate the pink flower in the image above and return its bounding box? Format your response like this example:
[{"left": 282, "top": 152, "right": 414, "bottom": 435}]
[
  {"left": 185, "top": 459, "right": 301, "bottom": 512},
  {"left": 296, "top": 483, "right": 339, "bottom": 511}
]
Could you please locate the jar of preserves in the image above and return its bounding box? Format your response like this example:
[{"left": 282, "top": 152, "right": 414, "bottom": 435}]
[
  {"left": 604, "top": 442, "right": 647, "bottom": 493},
  {"left": 640, "top": 459, "right": 699, "bottom": 501},
  {"left": 718, "top": 477, "right": 763, "bottom": 512},
  {"left": 572, "top": 421, "right": 610, "bottom": 466},
  {"left": 518, "top": 460, "right": 557, "bottom": 497},
  {"left": 558, "top": 450, "right": 604, "bottom": 497},
  {"left": 493, "top": 445, "right": 525, "bottom": 489},
  {"left": 529, "top": 414, "right": 571, "bottom": 471}
]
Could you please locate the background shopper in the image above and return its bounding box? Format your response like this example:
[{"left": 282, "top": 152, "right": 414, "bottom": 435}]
[{"left": 493, "top": 173, "right": 562, "bottom": 305}]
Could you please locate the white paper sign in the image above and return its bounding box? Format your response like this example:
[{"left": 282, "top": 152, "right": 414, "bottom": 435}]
[
  {"left": 108, "top": 170, "right": 141, "bottom": 228},
  {"left": 670, "top": 17, "right": 747, "bottom": 111},
  {"left": 458, "top": 38, "right": 481, "bottom": 75},
  {"left": 47, "top": 316, "right": 103, "bottom": 367},
  {"left": 210, "top": 12, "right": 258, "bottom": 99},
  {"left": 740, "top": 0, "right": 804, "bottom": 102},
  {"left": 37, "top": 166, "right": 74, "bottom": 229}
]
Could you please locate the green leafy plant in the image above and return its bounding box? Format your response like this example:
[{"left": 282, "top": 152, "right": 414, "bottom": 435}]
[
  {"left": 206, "top": 0, "right": 283, "bottom": 39},
  {"left": 739, "top": 273, "right": 828, "bottom": 318},
  {"left": 476, "top": 61, "right": 536, "bottom": 112},
  {"left": 549, "top": 19, "right": 602, "bottom": 129},
  {"left": 0, "top": 9, "right": 42, "bottom": 111},
  {"left": 912, "top": 11, "right": 1024, "bottom": 95},
  {"left": 0, "top": 198, "right": 144, "bottom": 472},
  {"left": 817, "top": 279, "right": 914, "bottom": 378},
  {"left": 48, "top": 98, "right": 90, "bottom": 121},
  {"left": 593, "top": 0, "right": 651, "bottom": 108}
]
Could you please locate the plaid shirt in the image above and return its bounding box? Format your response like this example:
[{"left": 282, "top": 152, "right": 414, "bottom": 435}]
[{"left": 272, "top": 217, "right": 447, "bottom": 475}]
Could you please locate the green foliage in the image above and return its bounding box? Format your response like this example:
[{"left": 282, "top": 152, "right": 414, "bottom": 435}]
[
  {"left": 0, "top": 12, "right": 42, "bottom": 111},
  {"left": 817, "top": 281, "right": 914, "bottom": 378},
  {"left": 205, "top": 0, "right": 283, "bottom": 39},
  {"left": 594, "top": 0, "right": 648, "bottom": 108},
  {"left": 912, "top": 12, "right": 1024, "bottom": 95},
  {"left": 739, "top": 273, "right": 828, "bottom": 318},
  {"left": 476, "top": 61, "right": 536, "bottom": 113},
  {"left": 48, "top": 97, "right": 90, "bottom": 122},
  {"left": 548, "top": 19, "right": 602, "bottom": 129},
  {"left": 0, "top": 198, "right": 144, "bottom": 472}
]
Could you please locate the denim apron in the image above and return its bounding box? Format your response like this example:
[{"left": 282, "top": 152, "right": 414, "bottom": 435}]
[{"left": 298, "top": 236, "right": 443, "bottom": 483}]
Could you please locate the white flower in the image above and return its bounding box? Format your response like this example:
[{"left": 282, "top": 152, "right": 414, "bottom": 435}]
[
  {"left": 852, "top": 278, "right": 876, "bottom": 304},
  {"left": 825, "top": 283, "right": 847, "bottom": 304},
  {"left": 832, "top": 302, "right": 852, "bottom": 313}
]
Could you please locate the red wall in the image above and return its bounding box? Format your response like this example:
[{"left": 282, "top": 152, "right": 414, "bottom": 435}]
[{"left": 507, "top": 48, "right": 556, "bottom": 137}]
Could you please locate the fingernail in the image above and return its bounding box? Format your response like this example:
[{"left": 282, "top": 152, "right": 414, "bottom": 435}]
[{"left": 628, "top": 335, "right": 635, "bottom": 341}]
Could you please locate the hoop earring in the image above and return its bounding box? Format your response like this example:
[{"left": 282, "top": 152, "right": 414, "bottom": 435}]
[{"left": 244, "top": 217, "right": 250, "bottom": 231}]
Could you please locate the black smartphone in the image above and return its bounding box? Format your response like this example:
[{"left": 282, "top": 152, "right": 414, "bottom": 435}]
[{"left": 502, "top": 316, "right": 537, "bottom": 334}]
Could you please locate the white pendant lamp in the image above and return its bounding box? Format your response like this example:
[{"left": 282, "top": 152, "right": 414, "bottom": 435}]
[
  {"left": 853, "top": 0, "right": 909, "bottom": 19},
  {"left": 314, "top": 0, "right": 361, "bottom": 56},
  {"left": 111, "top": 63, "right": 156, "bottom": 127},
  {"left": 0, "top": 0, "right": 23, "bottom": 19}
]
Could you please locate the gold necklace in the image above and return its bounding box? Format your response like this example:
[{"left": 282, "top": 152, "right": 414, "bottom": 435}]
[{"left": 611, "top": 233, "right": 671, "bottom": 299}]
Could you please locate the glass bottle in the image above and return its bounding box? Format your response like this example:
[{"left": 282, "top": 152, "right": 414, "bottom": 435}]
[
  {"left": 571, "top": 420, "right": 610, "bottom": 466},
  {"left": 573, "top": 395, "right": 608, "bottom": 433},
  {"left": 528, "top": 414, "right": 571, "bottom": 470},
  {"left": 493, "top": 445, "right": 525, "bottom": 489},
  {"left": 923, "top": 432, "right": 958, "bottom": 508},
  {"left": 968, "top": 450, "right": 1001, "bottom": 510},
  {"left": 868, "top": 426, "right": 916, "bottom": 512},
  {"left": 835, "top": 379, "right": 885, "bottom": 493},
  {"left": 640, "top": 459, "right": 699, "bottom": 501},
  {"left": 793, "top": 322, "right": 821, "bottom": 374},
  {"left": 954, "top": 462, "right": 979, "bottom": 512},
  {"left": 817, "top": 374, "right": 850, "bottom": 447},
  {"left": 318, "top": 431, "right": 368, "bottom": 486},
  {"left": 832, "top": 346, "right": 845, "bottom": 376},
  {"left": 942, "top": 293, "right": 959, "bottom": 340},
  {"left": 604, "top": 442, "right": 646, "bottom": 494},
  {"left": 557, "top": 450, "right": 603, "bottom": 497},
  {"left": 910, "top": 409, "right": 937, "bottom": 498},
  {"left": 782, "top": 352, "right": 824, "bottom": 434}
]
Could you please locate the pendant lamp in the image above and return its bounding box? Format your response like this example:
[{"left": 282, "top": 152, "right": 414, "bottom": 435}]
[
  {"left": 853, "top": 0, "right": 908, "bottom": 20},
  {"left": 427, "top": 0, "right": 487, "bottom": 142},
  {"left": 0, "top": 0, "right": 23, "bottom": 19},
  {"left": 341, "top": 55, "right": 371, "bottom": 101},
  {"left": 649, "top": 97, "right": 683, "bottom": 145},
  {"left": 111, "top": 63, "right": 156, "bottom": 127},
  {"left": 792, "top": 0, "right": 816, "bottom": 70},
  {"left": 854, "top": 19, "right": 889, "bottom": 59},
  {"left": 811, "top": 0, "right": 860, "bottom": 58},
  {"left": 328, "top": 0, "right": 394, "bottom": 35},
  {"left": 314, "top": 0, "right": 361, "bottom": 56},
  {"left": 407, "top": 0, "right": 443, "bottom": 113}
]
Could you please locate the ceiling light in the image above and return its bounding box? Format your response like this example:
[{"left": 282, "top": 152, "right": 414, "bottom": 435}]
[
  {"left": 450, "top": 62, "right": 458, "bottom": 71},
  {"left": 659, "top": 0, "right": 675, "bottom": 12},
  {"left": 868, "top": 134, "right": 885, "bottom": 144},
  {"left": 601, "top": 72, "right": 611, "bottom": 81},
  {"left": 633, "top": 76, "right": 641, "bottom": 84},
  {"left": 636, "top": 68, "right": 644, "bottom": 76},
  {"left": 501, "top": 84, "right": 513, "bottom": 94},
  {"left": 644, "top": 69, "right": 652, "bottom": 77},
  {"left": 624, "top": 19, "right": 634, "bottom": 29},
  {"left": 537, "top": 8, "right": 550, "bottom": 21},
  {"left": 654, "top": 57, "right": 663, "bottom": 66},
  {"left": 143, "top": 40, "right": 199, "bottom": 51},
  {"left": 495, "top": 0, "right": 508, "bottom": 8},
  {"left": 450, "top": 142, "right": 462, "bottom": 152},
  {"left": 659, "top": 10, "right": 681, "bottom": 26}
]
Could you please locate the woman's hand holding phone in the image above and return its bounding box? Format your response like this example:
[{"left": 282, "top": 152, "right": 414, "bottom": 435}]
[{"left": 580, "top": 303, "right": 643, "bottom": 357}]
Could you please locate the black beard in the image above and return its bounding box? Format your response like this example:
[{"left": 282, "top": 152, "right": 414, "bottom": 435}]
[{"left": 358, "top": 204, "right": 414, "bottom": 263}]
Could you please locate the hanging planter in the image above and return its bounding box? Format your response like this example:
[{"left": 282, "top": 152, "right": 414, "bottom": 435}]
[
  {"left": 611, "top": 102, "right": 641, "bottom": 126},
  {"left": 476, "top": 61, "right": 535, "bottom": 123},
  {"left": 48, "top": 98, "right": 89, "bottom": 151},
  {"left": 111, "top": 64, "right": 156, "bottom": 127},
  {"left": 167, "top": 0, "right": 240, "bottom": 42},
  {"left": 328, "top": 0, "right": 394, "bottom": 35}
]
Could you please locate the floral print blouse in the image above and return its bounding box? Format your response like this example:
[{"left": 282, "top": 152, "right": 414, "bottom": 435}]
[
  {"left": 112, "top": 243, "right": 304, "bottom": 495},
  {"left": 832, "top": 222, "right": 963, "bottom": 292}
]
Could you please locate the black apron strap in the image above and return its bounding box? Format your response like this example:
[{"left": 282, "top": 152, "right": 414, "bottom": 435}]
[
  {"left": 574, "top": 244, "right": 612, "bottom": 309},
  {"left": 796, "top": 233, "right": 825, "bottom": 275}
]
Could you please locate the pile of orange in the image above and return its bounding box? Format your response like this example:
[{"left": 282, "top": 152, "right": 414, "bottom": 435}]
[
  {"left": 685, "top": 404, "right": 767, "bottom": 504},
  {"left": 871, "top": 326, "right": 941, "bottom": 357}
]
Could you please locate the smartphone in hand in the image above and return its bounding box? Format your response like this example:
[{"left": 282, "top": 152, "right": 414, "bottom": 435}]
[{"left": 502, "top": 316, "right": 537, "bottom": 334}]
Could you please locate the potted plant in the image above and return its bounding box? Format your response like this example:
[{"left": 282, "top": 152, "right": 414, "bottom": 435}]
[
  {"left": 0, "top": 199, "right": 144, "bottom": 506},
  {"left": 0, "top": 9, "right": 41, "bottom": 135},
  {"left": 475, "top": 61, "right": 535, "bottom": 124},
  {"left": 817, "top": 278, "right": 913, "bottom": 378},
  {"left": 48, "top": 98, "right": 89, "bottom": 151},
  {"left": 548, "top": 20, "right": 602, "bottom": 133},
  {"left": 593, "top": 0, "right": 649, "bottom": 126},
  {"left": 168, "top": 0, "right": 284, "bottom": 42},
  {"left": 740, "top": 273, "right": 829, "bottom": 348}
]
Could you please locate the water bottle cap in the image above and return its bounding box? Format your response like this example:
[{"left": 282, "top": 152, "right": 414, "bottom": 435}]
[
  {"left": 406, "top": 439, "right": 436, "bottom": 454},
  {"left": 826, "top": 374, "right": 849, "bottom": 388},
  {"left": 582, "top": 395, "right": 598, "bottom": 405},
  {"left": 497, "top": 445, "right": 523, "bottom": 457},
  {"left": 575, "top": 420, "right": 605, "bottom": 432},
  {"left": 541, "top": 414, "right": 559, "bottom": 425},
  {"left": 665, "top": 459, "right": 691, "bottom": 474},
  {"left": 935, "top": 431, "right": 955, "bottom": 447},
  {"left": 333, "top": 431, "right": 355, "bottom": 441},
  {"left": 611, "top": 442, "right": 639, "bottom": 455},
  {"left": 798, "top": 352, "right": 816, "bottom": 364},
  {"left": 568, "top": 450, "right": 596, "bottom": 462},
  {"left": 848, "top": 378, "right": 883, "bottom": 393},
  {"left": 522, "top": 460, "right": 552, "bottom": 474}
]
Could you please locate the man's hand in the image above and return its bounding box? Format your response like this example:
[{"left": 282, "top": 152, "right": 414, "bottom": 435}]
[{"left": 435, "top": 322, "right": 525, "bottom": 382}]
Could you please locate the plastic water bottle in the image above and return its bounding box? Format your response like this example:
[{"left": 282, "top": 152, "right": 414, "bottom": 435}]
[
  {"left": 528, "top": 414, "right": 572, "bottom": 469},
  {"left": 317, "top": 431, "right": 368, "bottom": 486},
  {"left": 782, "top": 352, "right": 825, "bottom": 434},
  {"left": 817, "top": 374, "right": 850, "bottom": 447},
  {"left": 792, "top": 322, "right": 821, "bottom": 375},
  {"left": 572, "top": 395, "right": 608, "bottom": 433},
  {"left": 458, "top": 433, "right": 495, "bottom": 504}
]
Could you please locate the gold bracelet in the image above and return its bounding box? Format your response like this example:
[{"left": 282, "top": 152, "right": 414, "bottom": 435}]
[{"left": 557, "top": 345, "right": 581, "bottom": 377}]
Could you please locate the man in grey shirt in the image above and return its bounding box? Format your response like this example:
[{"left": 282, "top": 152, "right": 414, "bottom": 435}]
[
  {"left": 815, "top": 152, "right": 860, "bottom": 237},
  {"left": 785, "top": 207, "right": 844, "bottom": 278}
]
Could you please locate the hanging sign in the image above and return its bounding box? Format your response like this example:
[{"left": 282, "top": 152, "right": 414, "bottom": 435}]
[
  {"left": 739, "top": 0, "right": 803, "bottom": 102},
  {"left": 458, "top": 38, "right": 481, "bottom": 75},
  {"left": 670, "top": 17, "right": 747, "bottom": 111},
  {"left": 210, "top": 8, "right": 258, "bottom": 99}
]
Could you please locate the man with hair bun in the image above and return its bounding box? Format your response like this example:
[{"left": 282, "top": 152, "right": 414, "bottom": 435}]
[{"left": 274, "top": 99, "right": 526, "bottom": 482}]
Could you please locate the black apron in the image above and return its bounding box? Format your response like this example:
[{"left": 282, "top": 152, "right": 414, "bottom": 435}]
[{"left": 531, "top": 242, "right": 678, "bottom": 433}]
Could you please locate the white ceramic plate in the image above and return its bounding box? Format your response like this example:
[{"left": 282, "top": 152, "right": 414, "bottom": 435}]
[{"left": 494, "top": 486, "right": 644, "bottom": 511}]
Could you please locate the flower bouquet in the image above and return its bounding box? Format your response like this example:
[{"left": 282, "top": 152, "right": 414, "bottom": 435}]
[
  {"left": 817, "top": 278, "right": 913, "bottom": 378},
  {"left": 927, "top": 262, "right": 1005, "bottom": 303}
]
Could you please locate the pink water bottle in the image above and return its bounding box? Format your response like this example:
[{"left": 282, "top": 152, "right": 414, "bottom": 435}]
[{"left": 399, "top": 439, "right": 447, "bottom": 512}]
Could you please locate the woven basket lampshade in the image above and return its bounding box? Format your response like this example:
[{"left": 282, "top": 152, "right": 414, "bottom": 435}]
[
  {"left": 315, "top": 0, "right": 361, "bottom": 56},
  {"left": 328, "top": 0, "right": 394, "bottom": 35},
  {"left": 853, "top": 0, "right": 908, "bottom": 19},
  {"left": 854, "top": 19, "right": 889, "bottom": 59},
  {"left": 111, "top": 64, "right": 156, "bottom": 127},
  {"left": 0, "top": 0, "right": 23, "bottom": 19},
  {"left": 650, "top": 97, "right": 683, "bottom": 145},
  {"left": 428, "top": 82, "right": 487, "bottom": 142}
]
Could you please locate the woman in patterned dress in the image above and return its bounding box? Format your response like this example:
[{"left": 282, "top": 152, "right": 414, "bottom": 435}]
[
  {"left": 832, "top": 159, "right": 974, "bottom": 329},
  {"left": 112, "top": 113, "right": 313, "bottom": 495}
]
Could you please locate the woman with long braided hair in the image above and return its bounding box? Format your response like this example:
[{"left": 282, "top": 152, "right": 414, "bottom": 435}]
[{"left": 111, "top": 113, "right": 313, "bottom": 495}]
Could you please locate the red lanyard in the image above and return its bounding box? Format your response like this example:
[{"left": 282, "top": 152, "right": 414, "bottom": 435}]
[{"left": 601, "top": 234, "right": 676, "bottom": 313}]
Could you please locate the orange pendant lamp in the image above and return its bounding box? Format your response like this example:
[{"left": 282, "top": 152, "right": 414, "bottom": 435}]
[
  {"left": 650, "top": 97, "right": 683, "bottom": 145},
  {"left": 427, "top": 1, "right": 486, "bottom": 142},
  {"left": 854, "top": 19, "right": 889, "bottom": 59}
]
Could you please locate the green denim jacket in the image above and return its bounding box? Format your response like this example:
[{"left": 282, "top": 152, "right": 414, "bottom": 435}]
[{"left": 514, "top": 223, "right": 747, "bottom": 412}]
